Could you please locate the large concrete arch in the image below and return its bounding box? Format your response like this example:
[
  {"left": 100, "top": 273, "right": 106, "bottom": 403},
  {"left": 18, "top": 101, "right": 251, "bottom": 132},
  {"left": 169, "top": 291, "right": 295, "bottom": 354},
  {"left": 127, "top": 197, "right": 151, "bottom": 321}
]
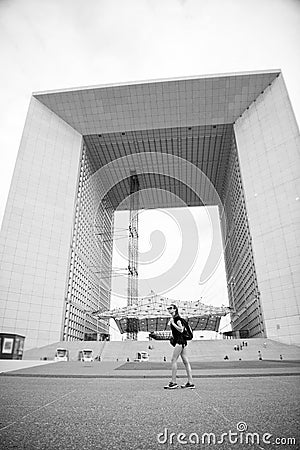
[{"left": 0, "top": 70, "right": 299, "bottom": 349}]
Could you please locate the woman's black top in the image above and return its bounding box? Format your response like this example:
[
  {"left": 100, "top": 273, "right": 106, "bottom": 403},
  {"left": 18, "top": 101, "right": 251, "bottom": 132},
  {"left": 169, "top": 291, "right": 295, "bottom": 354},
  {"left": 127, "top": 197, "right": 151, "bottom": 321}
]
[{"left": 170, "top": 315, "right": 187, "bottom": 347}]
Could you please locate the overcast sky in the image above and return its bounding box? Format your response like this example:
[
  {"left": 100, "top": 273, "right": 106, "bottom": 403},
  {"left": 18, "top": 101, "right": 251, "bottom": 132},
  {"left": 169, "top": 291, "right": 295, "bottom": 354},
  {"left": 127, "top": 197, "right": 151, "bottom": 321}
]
[{"left": 0, "top": 0, "right": 299, "bottom": 332}]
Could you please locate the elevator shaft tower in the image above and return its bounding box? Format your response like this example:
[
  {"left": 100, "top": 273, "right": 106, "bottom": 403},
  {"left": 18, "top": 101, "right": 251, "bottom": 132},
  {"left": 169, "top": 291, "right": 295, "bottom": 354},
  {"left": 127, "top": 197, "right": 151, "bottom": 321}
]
[{"left": 127, "top": 171, "right": 139, "bottom": 340}]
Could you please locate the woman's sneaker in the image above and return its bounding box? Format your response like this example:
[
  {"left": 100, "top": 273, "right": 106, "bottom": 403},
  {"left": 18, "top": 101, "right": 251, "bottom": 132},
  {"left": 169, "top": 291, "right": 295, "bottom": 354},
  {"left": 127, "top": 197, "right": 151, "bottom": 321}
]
[
  {"left": 164, "top": 382, "right": 178, "bottom": 389},
  {"left": 181, "top": 382, "right": 195, "bottom": 389}
]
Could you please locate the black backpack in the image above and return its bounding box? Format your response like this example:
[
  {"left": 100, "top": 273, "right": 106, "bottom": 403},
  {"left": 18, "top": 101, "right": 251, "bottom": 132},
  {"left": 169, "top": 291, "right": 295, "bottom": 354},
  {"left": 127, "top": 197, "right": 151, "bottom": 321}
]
[{"left": 181, "top": 318, "right": 193, "bottom": 340}]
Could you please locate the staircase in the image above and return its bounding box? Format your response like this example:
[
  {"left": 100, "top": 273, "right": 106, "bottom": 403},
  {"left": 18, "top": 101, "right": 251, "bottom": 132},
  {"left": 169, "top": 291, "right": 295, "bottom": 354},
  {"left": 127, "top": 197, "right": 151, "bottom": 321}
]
[
  {"left": 185, "top": 338, "right": 300, "bottom": 362},
  {"left": 23, "top": 341, "right": 107, "bottom": 361},
  {"left": 23, "top": 338, "right": 300, "bottom": 362}
]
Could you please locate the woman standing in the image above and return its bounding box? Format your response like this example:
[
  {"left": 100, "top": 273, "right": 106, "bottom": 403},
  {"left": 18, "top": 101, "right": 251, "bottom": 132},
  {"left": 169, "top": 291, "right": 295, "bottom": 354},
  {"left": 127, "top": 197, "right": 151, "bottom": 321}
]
[{"left": 164, "top": 304, "right": 195, "bottom": 389}]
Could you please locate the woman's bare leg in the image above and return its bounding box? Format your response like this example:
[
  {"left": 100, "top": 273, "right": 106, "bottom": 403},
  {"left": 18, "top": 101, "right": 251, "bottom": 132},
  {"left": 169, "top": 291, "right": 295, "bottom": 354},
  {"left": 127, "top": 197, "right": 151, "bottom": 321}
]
[
  {"left": 171, "top": 345, "right": 183, "bottom": 383},
  {"left": 181, "top": 346, "right": 193, "bottom": 384}
]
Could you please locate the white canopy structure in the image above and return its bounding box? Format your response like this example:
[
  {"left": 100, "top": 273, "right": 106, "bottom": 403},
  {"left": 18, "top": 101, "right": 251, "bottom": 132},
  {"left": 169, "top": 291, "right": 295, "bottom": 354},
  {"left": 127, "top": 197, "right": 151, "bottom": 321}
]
[{"left": 95, "top": 294, "right": 231, "bottom": 335}]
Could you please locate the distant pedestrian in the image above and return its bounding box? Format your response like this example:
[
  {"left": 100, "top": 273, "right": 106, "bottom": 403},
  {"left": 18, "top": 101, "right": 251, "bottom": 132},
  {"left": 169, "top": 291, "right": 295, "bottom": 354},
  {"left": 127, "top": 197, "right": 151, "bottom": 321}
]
[
  {"left": 280, "top": 354, "right": 283, "bottom": 360},
  {"left": 164, "top": 304, "right": 195, "bottom": 390}
]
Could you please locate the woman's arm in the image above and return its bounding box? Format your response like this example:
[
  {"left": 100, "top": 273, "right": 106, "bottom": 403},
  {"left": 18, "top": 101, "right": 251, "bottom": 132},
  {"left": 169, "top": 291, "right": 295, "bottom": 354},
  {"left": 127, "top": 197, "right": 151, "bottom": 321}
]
[{"left": 170, "top": 319, "right": 184, "bottom": 333}]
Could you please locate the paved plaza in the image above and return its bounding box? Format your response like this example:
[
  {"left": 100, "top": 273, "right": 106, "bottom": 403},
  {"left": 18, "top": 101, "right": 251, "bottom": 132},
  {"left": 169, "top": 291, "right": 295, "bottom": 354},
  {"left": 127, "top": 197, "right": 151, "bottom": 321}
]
[
  {"left": 1, "top": 360, "right": 300, "bottom": 379},
  {"left": 0, "top": 364, "right": 299, "bottom": 450}
]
